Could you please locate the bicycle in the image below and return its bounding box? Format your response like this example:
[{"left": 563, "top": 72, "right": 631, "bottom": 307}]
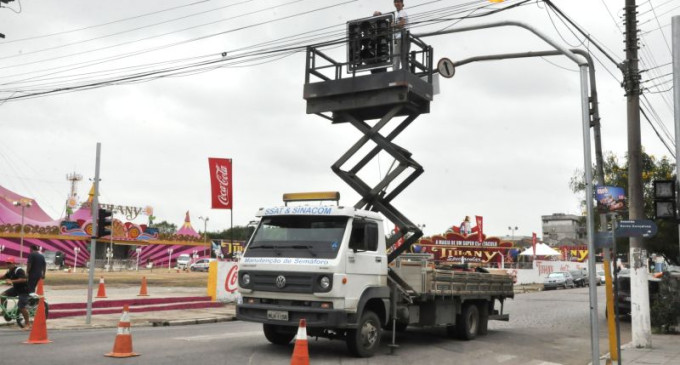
[{"left": 0, "top": 293, "right": 49, "bottom": 328}]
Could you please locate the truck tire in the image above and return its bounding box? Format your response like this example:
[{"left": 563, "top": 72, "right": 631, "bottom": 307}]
[
  {"left": 347, "top": 310, "right": 381, "bottom": 357},
  {"left": 263, "top": 323, "right": 296, "bottom": 345},
  {"left": 452, "top": 303, "right": 479, "bottom": 340}
]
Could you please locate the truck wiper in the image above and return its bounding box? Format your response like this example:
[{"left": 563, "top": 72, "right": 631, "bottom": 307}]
[
  {"left": 248, "top": 245, "right": 282, "bottom": 256},
  {"left": 280, "top": 244, "right": 317, "bottom": 257}
]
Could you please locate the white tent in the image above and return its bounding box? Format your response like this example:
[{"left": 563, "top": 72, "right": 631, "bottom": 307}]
[{"left": 519, "top": 243, "right": 561, "bottom": 256}]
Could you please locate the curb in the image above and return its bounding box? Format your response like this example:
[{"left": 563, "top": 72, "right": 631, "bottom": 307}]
[{"left": 151, "top": 315, "right": 236, "bottom": 327}]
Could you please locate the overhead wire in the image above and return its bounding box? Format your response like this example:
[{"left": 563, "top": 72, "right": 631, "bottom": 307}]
[
  {"left": 0, "top": 0, "right": 527, "bottom": 101},
  {"left": 0, "top": 0, "right": 255, "bottom": 62}
]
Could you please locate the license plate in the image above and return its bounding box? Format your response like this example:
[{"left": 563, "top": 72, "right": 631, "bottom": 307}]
[{"left": 267, "top": 310, "right": 289, "bottom": 321}]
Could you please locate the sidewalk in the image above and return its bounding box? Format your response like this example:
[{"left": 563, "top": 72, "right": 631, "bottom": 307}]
[
  {"left": 595, "top": 334, "right": 680, "bottom": 365},
  {"left": 1, "top": 285, "right": 236, "bottom": 330}
]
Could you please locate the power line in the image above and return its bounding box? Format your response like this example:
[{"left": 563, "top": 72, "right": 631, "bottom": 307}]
[{"left": 0, "top": 0, "right": 213, "bottom": 44}]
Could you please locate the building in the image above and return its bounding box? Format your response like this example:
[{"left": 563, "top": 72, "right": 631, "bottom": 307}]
[{"left": 541, "top": 213, "right": 586, "bottom": 246}]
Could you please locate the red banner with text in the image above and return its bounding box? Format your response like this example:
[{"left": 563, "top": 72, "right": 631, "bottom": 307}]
[{"left": 208, "top": 158, "right": 233, "bottom": 209}]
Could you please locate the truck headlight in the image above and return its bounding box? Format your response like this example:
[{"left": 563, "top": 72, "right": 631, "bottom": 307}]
[
  {"left": 319, "top": 276, "right": 331, "bottom": 290},
  {"left": 242, "top": 273, "right": 251, "bottom": 286}
]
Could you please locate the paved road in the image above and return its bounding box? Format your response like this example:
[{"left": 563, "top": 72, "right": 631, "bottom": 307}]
[{"left": 0, "top": 286, "right": 628, "bottom": 365}]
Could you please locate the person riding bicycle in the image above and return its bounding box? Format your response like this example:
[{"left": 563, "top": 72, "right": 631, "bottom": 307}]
[{"left": 1, "top": 257, "right": 31, "bottom": 329}]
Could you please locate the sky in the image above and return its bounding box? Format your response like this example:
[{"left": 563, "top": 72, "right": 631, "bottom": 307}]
[{"left": 0, "top": 0, "right": 677, "bottom": 240}]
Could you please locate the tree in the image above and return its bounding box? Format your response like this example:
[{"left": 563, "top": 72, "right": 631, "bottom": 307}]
[
  {"left": 153, "top": 220, "right": 177, "bottom": 235},
  {"left": 209, "top": 225, "right": 255, "bottom": 241},
  {"left": 570, "top": 150, "right": 679, "bottom": 265}
]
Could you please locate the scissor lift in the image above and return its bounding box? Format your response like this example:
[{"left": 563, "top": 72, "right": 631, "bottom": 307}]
[{"left": 303, "top": 31, "right": 435, "bottom": 263}]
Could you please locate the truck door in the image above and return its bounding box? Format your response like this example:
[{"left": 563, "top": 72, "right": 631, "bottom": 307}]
[{"left": 345, "top": 219, "right": 386, "bottom": 307}]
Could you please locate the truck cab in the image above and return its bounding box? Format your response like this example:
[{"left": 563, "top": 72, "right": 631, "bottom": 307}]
[{"left": 237, "top": 196, "right": 391, "bottom": 356}]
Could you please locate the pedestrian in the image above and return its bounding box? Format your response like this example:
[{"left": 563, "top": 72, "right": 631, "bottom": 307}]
[
  {"left": 26, "top": 245, "right": 46, "bottom": 293},
  {"left": 0, "top": 257, "right": 31, "bottom": 329},
  {"left": 374, "top": 0, "right": 409, "bottom": 70},
  {"left": 459, "top": 216, "right": 472, "bottom": 235}
]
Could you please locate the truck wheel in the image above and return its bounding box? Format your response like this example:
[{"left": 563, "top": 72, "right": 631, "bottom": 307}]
[
  {"left": 453, "top": 303, "right": 479, "bottom": 340},
  {"left": 263, "top": 324, "right": 296, "bottom": 345},
  {"left": 347, "top": 310, "right": 381, "bottom": 358}
]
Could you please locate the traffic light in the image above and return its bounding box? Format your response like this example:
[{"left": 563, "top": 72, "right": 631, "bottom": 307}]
[
  {"left": 97, "top": 208, "right": 113, "bottom": 238},
  {"left": 653, "top": 179, "right": 676, "bottom": 219},
  {"left": 347, "top": 14, "right": 393, "bottom": 72}
]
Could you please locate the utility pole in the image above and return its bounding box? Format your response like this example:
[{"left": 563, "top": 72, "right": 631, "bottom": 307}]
[
  {"left": 673, "top": 17, "right": 680, "bottom": 268},
  {"left": 623, "top": 0, "right": 652, "bottom": 348}
]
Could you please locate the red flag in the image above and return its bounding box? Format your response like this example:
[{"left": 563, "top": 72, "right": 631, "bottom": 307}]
[
  {"left": 532, "top": 232, "right": 537, "bottom": 256},
  {"left": 475, "top": 216, "right": 483, "bottom": 243},
  {"left": 208, "top": 158, "right": 233, "bottom": 209}
]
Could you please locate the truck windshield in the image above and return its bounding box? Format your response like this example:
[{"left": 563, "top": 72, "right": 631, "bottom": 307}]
[{"left": 245, "top": 215, "right": 348, "bottom": 259}]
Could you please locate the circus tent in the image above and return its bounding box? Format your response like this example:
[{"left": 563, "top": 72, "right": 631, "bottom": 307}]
[
  {"left": 0, "top": 185, "right": 61, "bottom": 226},
  {"left": 0, "top": 184, "right": 208, "bottom": 266}
]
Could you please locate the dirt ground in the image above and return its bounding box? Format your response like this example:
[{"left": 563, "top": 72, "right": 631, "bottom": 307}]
[{"left": 43, "top": 269, "right": 209, "bottom": 288}]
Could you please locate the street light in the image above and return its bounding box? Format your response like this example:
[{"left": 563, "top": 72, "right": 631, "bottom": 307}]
[
  {"left": 167, "top": 248, "right": 174, "bottom": 271},
  {"left": 105, "top": 246, "right": 113, "bottom": 272},
  {"left": 508, "top": 226, "right": 518, "bottom": 241},
  {"left": 199, "top": 216, "right": 209, "bottom": 257},
  {"left": 13, "top": 200, "right": 32, "bottom": 261},
  {"left": 135, "top": 247, "right": 142, "bottom": 272},
  {"left": 73, "top": 247, "right": 80, "bottom": 273}
]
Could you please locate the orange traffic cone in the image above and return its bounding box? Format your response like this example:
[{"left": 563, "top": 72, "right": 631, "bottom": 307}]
[
  {"left": 96, "top": 277, "right": 107, "bottom": 298},
  {"left": 290, "top": 319, "right": 309, "bottom": 365},
  {"left": 105, "top": 305, "right": 139, "bottom": 358},
  {"left": 137, "top": 276, "right": 149, "bottom": 297},
  {"left": 36, "top": 278, "right": 45, "bottom": 296},
  {"left": 24, "top": 289, "right": 51, "bottom": 344}
]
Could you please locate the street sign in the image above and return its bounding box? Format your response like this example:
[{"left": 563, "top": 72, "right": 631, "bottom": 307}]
[
  {"left": 615, "top": 219, "right": 658, "bottom": 238},
  {"left": 437, "top": 58, "right": 455, "bottom": 78},
  {"left": 594, "top": 231, "right": 613, "bottom": 248}
]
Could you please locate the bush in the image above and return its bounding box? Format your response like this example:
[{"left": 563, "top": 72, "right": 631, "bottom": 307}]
[{"left": 650, "top": 273, "right": 680, "bottom": 333}]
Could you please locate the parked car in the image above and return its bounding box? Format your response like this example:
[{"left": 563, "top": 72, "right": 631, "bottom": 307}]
[
  {"left": 190, "top": 258, "right": 215, "bottom": 272},
  {"left": 570, "top": 269, "right": 589, "bottom": 287},
  {"left": 611, "top": 270, "right": 661, "bottom": 319},
  {"left": 596, "top": 270, "right": 606, "bottom": 285},
  {"left": 176, "top": 254, "right": 191, "bottom": 270},
  {"left": 543, "top": 271, "right": 575, "bottom": 290}
]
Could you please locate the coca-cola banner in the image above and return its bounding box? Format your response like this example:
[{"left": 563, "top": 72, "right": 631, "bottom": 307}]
[{"left": 208, "top": 158, "right": 233, "bottom": 210}]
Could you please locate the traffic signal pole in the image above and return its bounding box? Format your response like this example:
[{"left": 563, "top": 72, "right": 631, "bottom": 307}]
[
  {"left": 86, "top": 142, "right": 102, "bottom": 324},
  {"left": 418, "top": 22, "right": 599, "bottom": 365},
  {"left": 673, "top": 16, "right": 680, "bottom": 269}
]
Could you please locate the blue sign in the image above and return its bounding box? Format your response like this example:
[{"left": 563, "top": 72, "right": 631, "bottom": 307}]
[
  {"left": 595, "top": 185, "right": 627, "bottom": 213},
  {"left": 615, "top": 220, "right": 658, "bottom": 238},
  {"left": 595, "top": 231, "right": 614, "bottom": 248}
]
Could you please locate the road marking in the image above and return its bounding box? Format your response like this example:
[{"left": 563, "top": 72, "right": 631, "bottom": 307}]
[{"left": 174, "top": 331, "right": 262, "bottom": 341}]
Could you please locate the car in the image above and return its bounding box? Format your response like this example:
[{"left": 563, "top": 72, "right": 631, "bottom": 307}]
[
  {"left": 543, "top": 271, "right": 575, "bottom": 290},
  {"left": 570, "top": 269, "right": 589, "bottom": 287},
  {"left": 596, "top": 270, "right": 606, "bottom": 285},
  {"left": 190, "top": 258, "right": 215, "bottom": 272},
  {"left": 176, "top": 254, "right": 191, "bottom": 270},
  {"left": 610, "top": 271, "right": 661, "bottom": 319}
]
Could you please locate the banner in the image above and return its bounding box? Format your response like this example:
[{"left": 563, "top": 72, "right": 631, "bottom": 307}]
[
  {"left": 208, "top": 158, "right": 233, "bottom": 209},
  {"left": 532, "top": 232, "right": 537, "bottom": 257},
  {"left": 595, "top": 185, "right": 626, "bottom": 213},
  {"left": 475, "top": 216, "right": 483, "bottom": 243}
]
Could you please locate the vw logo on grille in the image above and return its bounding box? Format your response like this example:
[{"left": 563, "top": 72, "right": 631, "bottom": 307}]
[{"left": 275, "top": 275, "right": 286, "bottom": 289}]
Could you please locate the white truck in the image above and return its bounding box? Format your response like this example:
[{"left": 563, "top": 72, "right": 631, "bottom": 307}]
[{"left": 236, "top": 193, "right": 514, "bottom": 357}]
